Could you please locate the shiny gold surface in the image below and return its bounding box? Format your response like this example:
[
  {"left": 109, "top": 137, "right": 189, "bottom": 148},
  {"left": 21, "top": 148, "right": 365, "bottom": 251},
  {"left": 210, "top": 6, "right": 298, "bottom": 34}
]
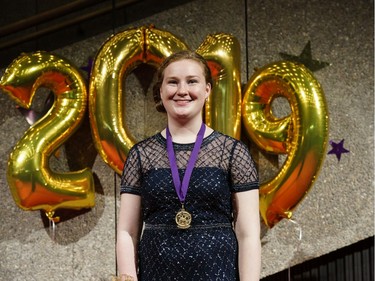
[
  {"left": 0, "top": 51, "right": 95, "bottom": 215},
  {"left": 197, "top": 33, "right": 242, "bottom": 139},
  {"left": 89, "top": 26, "right": 189, "bottom": 174},
  {"left": 242, "top": 61, "right": 329, "bottom": 227}
]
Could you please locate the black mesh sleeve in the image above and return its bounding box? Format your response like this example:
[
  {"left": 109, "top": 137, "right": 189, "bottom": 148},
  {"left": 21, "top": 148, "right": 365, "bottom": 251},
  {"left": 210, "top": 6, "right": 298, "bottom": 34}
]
[
  {"left": 229, "top": 141, "right": 259, "bottom": 192},
  {"left": 120, "top": 146, "right": 142, "bottom": 195}
]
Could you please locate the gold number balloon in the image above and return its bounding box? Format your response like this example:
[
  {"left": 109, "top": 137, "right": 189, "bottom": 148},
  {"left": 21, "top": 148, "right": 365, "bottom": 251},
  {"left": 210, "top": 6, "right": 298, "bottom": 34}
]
[
  {"left": 242, "top": 61, "right": 329, "bottom": 227},
  {"left": 0, "top": 51, "right": 95, "bottom": 220},
  {"left": 89, "top": 26, "right": 189, "bottom": 174},
  {"left": 197, "top": 33, "right": 242, "bottom": 139}
]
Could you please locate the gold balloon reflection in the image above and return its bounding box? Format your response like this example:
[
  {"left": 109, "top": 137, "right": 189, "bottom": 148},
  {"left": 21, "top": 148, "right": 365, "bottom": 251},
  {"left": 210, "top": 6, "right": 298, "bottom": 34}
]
[
  {"left": 197, "top": 33, "right": 242, "bottom": 139},
  {"left": 0, "top": 51, "right": 95, "bottom": 218},
  {"left": 89, "top": 26, "right": 189, "bottom": 174}
]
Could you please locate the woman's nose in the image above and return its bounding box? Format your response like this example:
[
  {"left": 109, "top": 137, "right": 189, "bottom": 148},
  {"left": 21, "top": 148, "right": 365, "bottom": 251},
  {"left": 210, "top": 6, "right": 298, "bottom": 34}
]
[{"left": 177, "top": 83, "right": 188, "bottom": 94}]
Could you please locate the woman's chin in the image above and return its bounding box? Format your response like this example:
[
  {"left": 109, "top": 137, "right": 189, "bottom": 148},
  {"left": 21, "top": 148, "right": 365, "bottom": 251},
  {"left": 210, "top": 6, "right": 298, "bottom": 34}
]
[{"left": 171, "top": 106, "right": 190, "bottom": 115}]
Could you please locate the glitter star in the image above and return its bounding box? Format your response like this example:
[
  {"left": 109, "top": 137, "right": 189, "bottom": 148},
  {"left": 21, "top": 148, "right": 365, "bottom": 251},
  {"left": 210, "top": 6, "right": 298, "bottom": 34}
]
[
  {"left": 279, "top": 41, "right": 330, "bottom": 72},
  {"left": 327, "top": 139, "right": 350, "bottom": 161}
]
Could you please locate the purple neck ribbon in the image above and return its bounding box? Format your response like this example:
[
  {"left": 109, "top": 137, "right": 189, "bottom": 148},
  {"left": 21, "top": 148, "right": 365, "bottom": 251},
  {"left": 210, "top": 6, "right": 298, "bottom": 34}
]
[{"left": 166, "top": 123, "right": 206, "bottom": 204}]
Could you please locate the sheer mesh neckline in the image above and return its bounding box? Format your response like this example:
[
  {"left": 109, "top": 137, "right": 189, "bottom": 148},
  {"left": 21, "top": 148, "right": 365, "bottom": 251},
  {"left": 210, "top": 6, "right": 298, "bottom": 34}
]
[{"left": 154, "top": 130, "right": 219, "bottom": 150}]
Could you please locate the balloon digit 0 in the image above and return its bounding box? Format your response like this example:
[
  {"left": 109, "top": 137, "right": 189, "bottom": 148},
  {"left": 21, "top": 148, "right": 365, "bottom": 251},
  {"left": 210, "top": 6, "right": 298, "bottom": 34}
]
[
  {"left": 89, "top": 28, "right": 144, "bottom": 175},
  {"left": 89, "top": 26, "right": 189, "bottom": 174}
]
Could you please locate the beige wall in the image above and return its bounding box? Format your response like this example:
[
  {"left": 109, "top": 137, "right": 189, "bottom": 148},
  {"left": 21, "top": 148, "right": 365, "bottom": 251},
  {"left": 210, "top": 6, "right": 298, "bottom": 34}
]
[{"left": 0, "top": 0, "right": 373, "bottom": 279}]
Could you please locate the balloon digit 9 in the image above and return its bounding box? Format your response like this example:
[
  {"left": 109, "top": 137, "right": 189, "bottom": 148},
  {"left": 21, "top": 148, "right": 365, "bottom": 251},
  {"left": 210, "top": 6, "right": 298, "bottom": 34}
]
[
  {"left": 0, "top": 51, "right": 95, "bottom": 218},
  {"left": 242, "top": 61, "right": 329, "bottom": 227},
  {"left": 89, "top": 26, "right": 188, "bottom": 174},
  {"left": 197, "top": 34, "right": 242, "bottom": 139}
]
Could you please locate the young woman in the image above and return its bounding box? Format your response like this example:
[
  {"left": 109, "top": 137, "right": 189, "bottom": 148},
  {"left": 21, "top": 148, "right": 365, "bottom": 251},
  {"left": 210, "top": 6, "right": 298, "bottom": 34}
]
[{"left": 116, "top": 50, "right": 261, "bottom": 280}]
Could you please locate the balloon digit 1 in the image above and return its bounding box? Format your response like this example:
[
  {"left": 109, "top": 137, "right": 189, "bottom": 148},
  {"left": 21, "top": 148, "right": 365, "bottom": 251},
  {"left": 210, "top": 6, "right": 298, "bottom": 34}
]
[
  {"left": 197, "top": 33, "right": 242, "bottom": 139},
  {"left": 0, "top": 51, "right": 95, "bottom": 220},
  {"left": 242, "top": 61, "right": 329, "bottom": 227}
]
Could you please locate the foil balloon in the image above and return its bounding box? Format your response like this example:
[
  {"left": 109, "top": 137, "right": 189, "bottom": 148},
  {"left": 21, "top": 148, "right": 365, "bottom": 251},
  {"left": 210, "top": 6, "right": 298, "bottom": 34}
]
[
  {"left": 242, "top": 61, "right": 329, "bottom": 227},
  {"left": 89, "top": 26, "right": 188, "bottom": 174},
  {"left": 0, "top": 51, "right": 95, "bottom": 220},
  {"left": 197, "top": 33, "right": 242, "bottom": 139}
]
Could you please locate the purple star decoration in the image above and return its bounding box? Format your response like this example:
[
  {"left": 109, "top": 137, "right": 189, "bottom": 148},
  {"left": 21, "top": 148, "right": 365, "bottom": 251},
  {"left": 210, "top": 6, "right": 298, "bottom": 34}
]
[{"left": 327, "top": 139, "right": 350, "bottom": 161}]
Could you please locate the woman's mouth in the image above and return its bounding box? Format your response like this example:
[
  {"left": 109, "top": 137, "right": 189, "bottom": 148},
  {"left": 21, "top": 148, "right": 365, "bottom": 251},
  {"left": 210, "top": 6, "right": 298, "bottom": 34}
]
[{"left": 173, "top": 99, "right": 192, "bottom": 105}]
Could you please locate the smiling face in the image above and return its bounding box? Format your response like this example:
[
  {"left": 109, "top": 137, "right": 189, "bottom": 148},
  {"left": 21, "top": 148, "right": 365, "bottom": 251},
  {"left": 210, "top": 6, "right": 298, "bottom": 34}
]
[{"left": 160, "top": 59, "right": 211, "bottom": 121}]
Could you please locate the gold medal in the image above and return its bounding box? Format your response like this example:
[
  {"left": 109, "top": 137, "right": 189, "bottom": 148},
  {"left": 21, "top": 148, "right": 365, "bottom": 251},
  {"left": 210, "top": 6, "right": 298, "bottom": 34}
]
[{"left": 175, "top": 204, "right": 192, "bottom": 229}]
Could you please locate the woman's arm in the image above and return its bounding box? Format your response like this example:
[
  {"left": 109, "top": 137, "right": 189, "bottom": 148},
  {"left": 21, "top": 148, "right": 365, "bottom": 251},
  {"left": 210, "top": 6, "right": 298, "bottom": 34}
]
[
  {"left": 233, "top": 189, "right": 261, "bottom": 281},
  {"left": 116, "top": 193, "right": 142, "bottom": 280}
]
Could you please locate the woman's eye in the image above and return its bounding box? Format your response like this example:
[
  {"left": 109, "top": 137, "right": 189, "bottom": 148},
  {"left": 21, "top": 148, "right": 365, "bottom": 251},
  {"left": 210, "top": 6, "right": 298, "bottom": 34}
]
[
  {"left": 167, "top": 80, "right": 177, "bottom": 84},
  {"left": 188, "top": 79, "right": 198, "bottom": 84}
]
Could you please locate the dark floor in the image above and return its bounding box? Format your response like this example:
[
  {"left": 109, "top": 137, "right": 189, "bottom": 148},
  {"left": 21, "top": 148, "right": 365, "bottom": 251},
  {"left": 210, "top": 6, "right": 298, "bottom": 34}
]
[{"left": 262, "top": 236, "right": 374, "bottom": 281}]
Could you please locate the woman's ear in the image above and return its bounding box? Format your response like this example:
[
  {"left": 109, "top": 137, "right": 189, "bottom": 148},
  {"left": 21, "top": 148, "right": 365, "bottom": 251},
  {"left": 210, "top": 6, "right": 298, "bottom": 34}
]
[{"left": 205, "top": 83, "right": 212, "bottom": 98}]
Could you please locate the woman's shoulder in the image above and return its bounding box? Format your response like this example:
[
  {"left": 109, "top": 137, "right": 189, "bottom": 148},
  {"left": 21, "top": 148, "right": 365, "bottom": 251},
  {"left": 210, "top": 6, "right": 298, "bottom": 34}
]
[
  {"left": 208, "top": 130, "right": 251, "bottom": 152},
  {"left": 131, "top": 132, "right": 165, "bottom": 151},
  {"left": 208, "top": 130, "right": 241, "bottom": 144}
]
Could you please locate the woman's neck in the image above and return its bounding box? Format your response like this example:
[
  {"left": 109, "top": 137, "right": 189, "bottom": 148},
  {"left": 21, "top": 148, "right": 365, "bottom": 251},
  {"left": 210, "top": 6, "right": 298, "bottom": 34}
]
[{"left": 164, "top": 119, "right": 210, "bottom": 144}]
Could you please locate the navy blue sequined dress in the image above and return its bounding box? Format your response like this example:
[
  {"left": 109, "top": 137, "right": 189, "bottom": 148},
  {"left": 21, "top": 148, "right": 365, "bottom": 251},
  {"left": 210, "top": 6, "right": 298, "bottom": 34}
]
[{"left": 120, "top": 131, "right": 258, "bottom": 281}]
